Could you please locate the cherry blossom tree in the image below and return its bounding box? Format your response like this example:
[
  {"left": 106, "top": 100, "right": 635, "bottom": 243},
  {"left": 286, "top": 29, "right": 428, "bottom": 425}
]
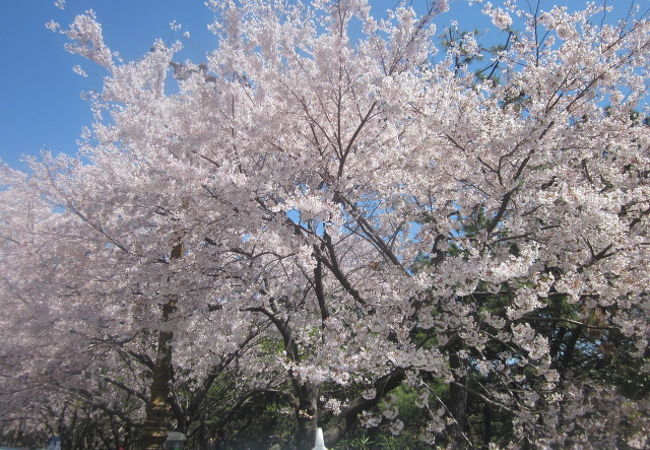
[{"left": 1, "top": 0, "right": 649, "bottom": 448}]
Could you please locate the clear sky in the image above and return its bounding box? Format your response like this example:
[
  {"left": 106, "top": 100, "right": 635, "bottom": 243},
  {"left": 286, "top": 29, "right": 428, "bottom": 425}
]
[{"left": 0, "top": 0, "right": 631, "bottom": 169}]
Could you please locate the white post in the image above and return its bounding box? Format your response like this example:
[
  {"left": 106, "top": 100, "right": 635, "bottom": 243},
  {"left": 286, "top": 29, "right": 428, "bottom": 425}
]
[{"left": 312, "top": 427, "right": 328, "bottom": 450}]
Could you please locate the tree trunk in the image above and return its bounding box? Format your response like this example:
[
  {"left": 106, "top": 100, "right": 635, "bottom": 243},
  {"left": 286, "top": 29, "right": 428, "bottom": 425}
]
[
  {"left": 483, "top": 402, "right": 492, "bottom": 447},
  {"left": 140, "top": 323, "right": 174, "bottom": 449},
  {"left": 448, "top": 353, "right": 469, "bottom": 449},
  {"left": 141, "top": 242, "right": 183, "bottom": 449},
  {"left": 294, "top": 382, "right": 319, "bottom": 450}
]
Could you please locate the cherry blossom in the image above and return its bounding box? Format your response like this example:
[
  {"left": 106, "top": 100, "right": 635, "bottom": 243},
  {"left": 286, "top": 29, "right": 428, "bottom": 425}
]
[{"left": 1, "top": 0, "right": 648, "bottom": 447}]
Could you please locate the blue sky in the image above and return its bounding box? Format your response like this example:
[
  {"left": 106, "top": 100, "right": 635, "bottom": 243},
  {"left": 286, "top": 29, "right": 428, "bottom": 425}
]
[{"left": 0, "top": 1, "right": 628, "bottom": 169}]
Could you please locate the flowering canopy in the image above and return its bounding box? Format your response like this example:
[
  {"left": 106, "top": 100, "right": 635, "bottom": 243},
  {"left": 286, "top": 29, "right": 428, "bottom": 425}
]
[{"left": 1, "top": 0, "right": 649, "bottom": 448}]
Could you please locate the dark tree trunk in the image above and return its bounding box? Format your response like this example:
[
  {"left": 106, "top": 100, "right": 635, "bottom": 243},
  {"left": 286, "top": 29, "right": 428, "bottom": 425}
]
[
  {"left": 140, "top": 323, "right": 174, "bottom": 449},
  {"left": 141, "top": 242, "right": 183, "bottom": 449},
  {"left": 483, "top": 402, "right": 492, "bottom": 446},
  {"left": 294, "top": 382, "right": 319, "bottom": 450},
  {"left": 448, "top": 353, "right": 469, "bottom": 449}
]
